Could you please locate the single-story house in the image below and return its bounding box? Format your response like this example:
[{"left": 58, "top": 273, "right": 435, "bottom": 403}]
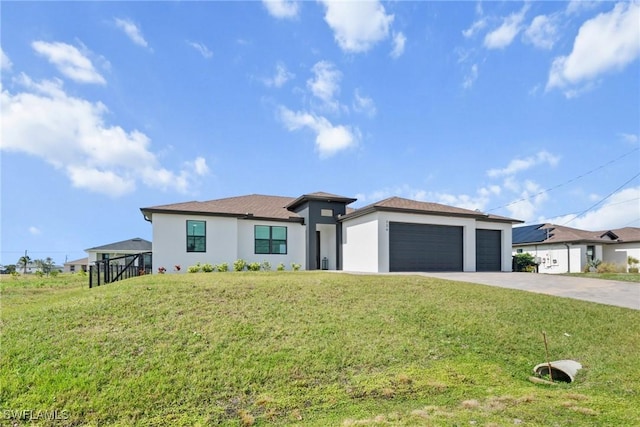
[
  {"left": 512, "top": 223, "right": 640, "bottom": 274},
  {"left": 140, "top": 192, "right": 522, "bottom": 274},
  {"left": 85, "top": 238, "right": 152, "bottom": 269},
  {"left": 63, "top": 257, "right": 88, "bottom": 273}
]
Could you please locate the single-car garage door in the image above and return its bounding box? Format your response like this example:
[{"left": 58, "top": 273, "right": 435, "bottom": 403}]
[
  {"left": 476, "top": 229, "right": 502, "bottom": 271},
  {"left": 389, "top": 222, "right": 463, "bottom": 272}
]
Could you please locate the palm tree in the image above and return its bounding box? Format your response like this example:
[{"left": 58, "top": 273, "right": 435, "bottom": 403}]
[{"left": 17, "top": 255, "right": 31, "bottom": 274}]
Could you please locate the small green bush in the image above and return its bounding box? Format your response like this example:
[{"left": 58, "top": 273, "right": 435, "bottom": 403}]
[
  {"left": 291, "top": 263, "right": 301, "bottom": 271},
  {"left": 261, "top": 261, "right": 271, "bottom": 271},
  {"left": 201, "top": 263, "right": 214, "bottom": 273},
  {"left": 187, "top": 263, "right": 202, "bottom": 273},
  {"left": 50, "top": 270, "right": 59, "bottom": 277},
  {"left": 629, "top": 267, "right": 639, "bottom": 274},
  {"left": 233, "top": 259, "right": 247, "bottom": 272},
  {"left": 597, "top": 262, "right": 625, "bottom": 274},
  {"left": 216, "top": 263, "right": 229, "bottom": 272},
  {"left": 277, "top": 263, "right": 285, "bottom": 271},
  {"left": 248, "top": 262, "right": 261, "bottom": 272}
]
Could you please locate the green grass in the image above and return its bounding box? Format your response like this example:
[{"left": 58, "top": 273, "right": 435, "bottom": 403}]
[
  {"left": 2, "top": 272, "right": 639, "bottom": 426},
  {"left": 563, "top": 272, "right": 640, "bottom": 283}
]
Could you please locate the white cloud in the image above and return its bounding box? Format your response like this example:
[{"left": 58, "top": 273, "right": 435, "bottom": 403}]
[
  {"left": 463, "top": 18, "right": 487, "bottom": 38},
  {"left": 187, "top": 41, "right": 213, "bottom": 59},
  {"left": 463, "top": 63, "right": 479, "bottom": 89},
  {"left": 547, "top": 187, "right": 640, "bottom": 229},
  {"left": 619, "top": 133, "right": 639, "bottom": 145},
  {"left": 391, "top": 32, "right": 406, "bottom": 58},
  {"left": 262, "top": 0, "right": 299, "bottom": 19},
  {"left": 504, "top": 180, "right": 549, "bottom": 222},
  {"left": 114, "top": 18, "right": 149, "bottom": 48},
  {"left": 263, "top": 62, "right": 295, "bottom": 88},
  {"left": 307, "top": 60, "right": 342, "bottom": 110},
  {"left": 547, "top": 2, "right": 640, "bottom": 95},
  {"left": 483, "top": 4, "right": 530, "bottom": 49},
  {"left": 320, "top": 0, "right": 394, "bottom": 53},
  {"left": 29, "top": 226, "right": 41, "bottom": 236},
  {"left": 31, "top": 41, "right": 105, "bottom": 85},
  {"left": 1, "top": 47, "right": 12, "bottom": 71},
  {"left": 487, "top": 150, "right": 560, "bottom": 178},
  {"left": 1, "top": 74, "right": 206, "bottom": 197},
  {"left": 191, "top": 157, "right": 209, "bottom": 176},
  {"left": 524, "top": 14, "right": 558, "bottom": 50},
  {"left": 278, "top": 106, "right": 359, "bottom": 158},
  {"left": 353, "top": 89, "right": 376, "bottom": 117}
]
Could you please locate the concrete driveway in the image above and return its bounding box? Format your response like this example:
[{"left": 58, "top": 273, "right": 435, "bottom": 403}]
[{"left": 415, "top": 272, "right": 640, "bottom": 310}]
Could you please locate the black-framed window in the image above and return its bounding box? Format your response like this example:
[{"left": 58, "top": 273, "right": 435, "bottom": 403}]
[
  {"left": 187, "top": 220, "right": 206, "bottom": 252},
  {"left": 255, "top": 225, "right": 287, "bottom": 254}
]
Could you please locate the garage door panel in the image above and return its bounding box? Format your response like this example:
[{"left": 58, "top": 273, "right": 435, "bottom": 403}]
[
  {"left": 476, "top": 229, "right": 501, "bottom": 272},
  {"left": 389, "top": 222, "right": 463, "bottom": 272}
]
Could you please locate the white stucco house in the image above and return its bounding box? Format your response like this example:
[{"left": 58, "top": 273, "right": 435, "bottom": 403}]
[
  {"left": 512, "top": 223, "right": 640, "bottom": 274},
  {"left": 140, "top": 192, "right": 522, "bottom": 274},
  {"left": 85, "top": 238, "right": 152, "bottom": 268}
]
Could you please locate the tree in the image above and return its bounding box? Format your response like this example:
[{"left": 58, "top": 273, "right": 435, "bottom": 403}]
[{"left": 17, "top": 255, "right": 31, "bottom": 274}]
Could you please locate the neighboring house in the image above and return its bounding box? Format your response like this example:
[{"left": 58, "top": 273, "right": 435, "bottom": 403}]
[
  {"left": 85, "top": 238, "right": 152, "bottom": 269},
  {"left": 63, "top": 257, "right": 89, "bottom": 273},
  {"left": 140, "top": 192, "right": 522, "bottom": 274},
  {"left": 512, "top": 223, "right": 640, "bottom": 274}
]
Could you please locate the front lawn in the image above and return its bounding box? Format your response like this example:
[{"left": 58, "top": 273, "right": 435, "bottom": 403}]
[
  {"left": 1, "top": 272, "right": 639, "bottom": 426},
  {"left": 563, "top": 272, "right": 640, "bottom": 283}
]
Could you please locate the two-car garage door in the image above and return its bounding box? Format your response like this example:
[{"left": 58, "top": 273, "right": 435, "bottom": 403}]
[
  {"left": 389, "top": 222, "right": 463, "bottom": 272},
  {"left": 388, "top": 222, "right": 502, "bottom": 272}
]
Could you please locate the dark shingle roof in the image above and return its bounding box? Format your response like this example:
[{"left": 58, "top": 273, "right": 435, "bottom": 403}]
[
  {"left": 85, "top": 238, "right": 152, "bottom": 252},
  {"left": 513, "top": 224, "right": 640, "bottom": 245}
]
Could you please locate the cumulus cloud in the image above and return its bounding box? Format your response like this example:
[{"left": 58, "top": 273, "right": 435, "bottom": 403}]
[
  {"left": 277, "top": 106, "right": 359, "bottom": 158},
  {"left": 1, "top": 74, "right": 207, "bottom": 197},
  {"left": 320, "top": 0, "right": 394, "bottom": 53},
  {"left": 547, "top": 2, "right": 640, "bottom": 96},
  {"left": 353, "top": 89, "right": 376, "bottom": 117},
  {"left": 483, "top": 4, "right": 530, "bottom": 49},
  {"left": 487, "top": 151, "right": 560, "bottom": 178},
  {"left": 263, "top": 62, "right": 295, "bottom": 88},
  {"left": 391, "top": 32, "right": 406, "bottom": 58},
  {"left": 187, "top": 41, "right": 213, "bottom": 59},
  {"left": 29, "top": 226, "right": 41, "bottom": 236},
  {"left": 524, "top": 14, "right": 558, "bottom": 49},
  {"left": 462, "top": 18, "right": 487, "bottom": 38},
  {"left": 1, "top": 47, "right": 12, "bottom": 71},
  {"left": 262, "top": 0, "right": 299, "bottom": 19},
  {"left": 31, "top": 41, "right": 105, "bottom": 85},
  {"left": 114, "top": 18, "right": 149, "bottom": 48},
  {"left": 307, "top": 60, "right": 342, "bottom": 110},
  {"left": 503, "top": 180, "right": 550, "bottom": 222}
]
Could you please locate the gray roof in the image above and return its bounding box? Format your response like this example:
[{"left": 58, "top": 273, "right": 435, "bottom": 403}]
[
  {"left": 85, "top": 238, "right": 151, "bottom": 252},
  {"left": 513, "top": 224, "right": 640, "bottom": 245}
]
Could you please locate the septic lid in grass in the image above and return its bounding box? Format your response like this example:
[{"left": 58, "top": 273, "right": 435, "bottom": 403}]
[{"left": 533, "top": 360, "right": 582, "bottom": 383}]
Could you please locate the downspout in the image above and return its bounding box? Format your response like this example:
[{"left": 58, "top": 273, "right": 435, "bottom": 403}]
[{"left": 564, "top": 243, "right": 571, "bottom": 273}]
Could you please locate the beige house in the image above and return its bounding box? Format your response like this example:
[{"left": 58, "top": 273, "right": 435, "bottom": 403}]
[{"left": 63, "top": 257, "right": 88, "bottom": 273}]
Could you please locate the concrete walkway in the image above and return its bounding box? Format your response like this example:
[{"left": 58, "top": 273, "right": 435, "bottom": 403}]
[{"left": 414, "top": 272, "right": 640, "bottom": 310}]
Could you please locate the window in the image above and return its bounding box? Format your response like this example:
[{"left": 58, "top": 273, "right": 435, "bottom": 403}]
[
  {"left": 187, "top": 220, "right": 206, "bottom": 252},
  {"left": 255, "top": 225, "right": 287, "bottom": 254}
]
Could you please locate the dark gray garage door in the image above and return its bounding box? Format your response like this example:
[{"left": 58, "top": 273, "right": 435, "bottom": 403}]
[
  {"left": 389, "top": 222, "right": 463, "bottom": 272},
  {"left": 476, "top": 229, "right": 501, "bottom": 272}
]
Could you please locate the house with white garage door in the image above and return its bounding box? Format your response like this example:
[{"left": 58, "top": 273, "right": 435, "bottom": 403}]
[{"left": 140, "top": 192, "right": 522, "bottom": 273}]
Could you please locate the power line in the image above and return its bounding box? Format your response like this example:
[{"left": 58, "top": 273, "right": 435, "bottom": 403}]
[
  {"left": 538, "top": 197, "right": 640, "bottom": 224},
  {"left": 486, "top": 147, "right": 639, "bottom": 213},
  {"left": 561, "top": 172, "right": 640, "bottom": 226}
]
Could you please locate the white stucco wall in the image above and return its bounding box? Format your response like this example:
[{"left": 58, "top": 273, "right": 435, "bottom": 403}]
[
  {"left": 513, "top": 243, "right": 610, "bottom": 274},
  {"left": 602, "top": 242, "right": 640, "bottom": 271},
  {"left": 341, "top": 214, "right": 379, "bottom": 272},
  {"left": 316, "top": 223, "right": 337, "bottom": 270},
  {"left": 236, "top": 220, "right": 306, "bottom": 269}
]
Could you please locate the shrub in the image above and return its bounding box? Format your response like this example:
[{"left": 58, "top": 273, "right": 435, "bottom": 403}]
[
  {"left": 35, "top": 271, "right": 44, "bottom": 278},
  {"left": 158, "top": 266, "right": 167, "bottom": 274},
  {"left": 630, "top": 268, "right": 639, "bottom": 274},
  {"left": 216, "top": 263, "right": 229, "bottom": 272},
  {"left": 187, "top": 263, "right": 202, "bottom": 273},
  {"left": 261, "top": 261, "right": 271, "bottom": 271},
  {"left": 174, "top": 265, "right": 181, "bottom": 272},
  {"left": 50, "top": 270, "right": 59, "bottom": 277},
  {"left": 513, "top": 253, "right": 537, "bottom": 272},
  {"left": 201, "top": 263, "right": 214, "bottom": 273},
  {"left": 248, "top": 262, "right": 261, "bottom": 272},
  {"left": 234, "top": 259, "right": 247, "bottom": 272},
  {"left": 597, "top": 262, "right": 625, "bottom": 274},
  {"left": 78, "top": 269, "right": 87, "bottom": 277},
  {"left": 277, "top": 262, "right": 285, "bottom": 271},
  {"left": 291, "top": 262, "right": 301, "bottom": 271}
]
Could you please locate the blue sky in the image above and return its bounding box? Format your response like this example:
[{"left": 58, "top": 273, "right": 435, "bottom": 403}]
[{"left": 1, "top": 0, "right": 639, "bottom": 266}]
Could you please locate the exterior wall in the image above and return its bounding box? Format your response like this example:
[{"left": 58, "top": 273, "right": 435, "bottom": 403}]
[
  {"left": 237, "top": 220, "right": 306, "bottom": 269},
  {"left": 375, "top": 212, "right": 477, "bottom": 272},
  {"left": 602, "top": 242, "right": 640, "bottom": 271},
  {"left": 151, "top": 213, "right": 306, "bottom": 272},
  {"left": 341, "top": 213, "right": 380, "bottom": 272},
  {"left": 476, "top": 220, "right": 514, "bottom": 272},
  {"left": 316, "top": 223, "right": 337, "bottom": 270},
  {"left": 152, "top": 213, "right": 238, "bottom": 273},
  {"left": 513, "top": 243, "right": 610, "bottom": 274}
]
